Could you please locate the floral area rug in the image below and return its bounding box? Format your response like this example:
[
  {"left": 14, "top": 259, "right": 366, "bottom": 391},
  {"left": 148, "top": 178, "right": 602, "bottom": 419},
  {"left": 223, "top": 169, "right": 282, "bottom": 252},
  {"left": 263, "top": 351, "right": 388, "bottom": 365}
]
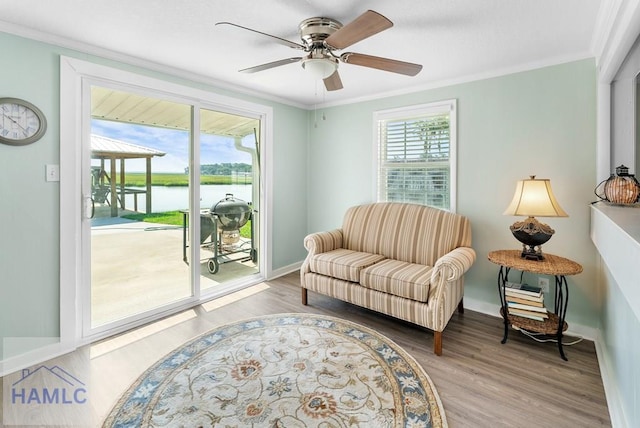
[{"left": 102, "top": 313, "right": 447, "bottom": 427}]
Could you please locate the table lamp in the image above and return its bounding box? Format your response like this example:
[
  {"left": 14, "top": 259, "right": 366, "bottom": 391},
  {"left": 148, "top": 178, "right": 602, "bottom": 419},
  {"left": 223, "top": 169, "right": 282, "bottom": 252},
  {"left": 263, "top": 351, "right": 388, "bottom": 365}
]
[{"left": 503, "top": 176, "right": 568, "bottom": 260}]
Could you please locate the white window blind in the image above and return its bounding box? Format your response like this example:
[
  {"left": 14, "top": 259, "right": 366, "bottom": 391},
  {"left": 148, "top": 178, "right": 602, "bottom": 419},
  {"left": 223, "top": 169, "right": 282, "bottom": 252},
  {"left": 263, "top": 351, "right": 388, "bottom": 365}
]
[{"left": 375, "top": 100, "right": 456, "bottom": 211}]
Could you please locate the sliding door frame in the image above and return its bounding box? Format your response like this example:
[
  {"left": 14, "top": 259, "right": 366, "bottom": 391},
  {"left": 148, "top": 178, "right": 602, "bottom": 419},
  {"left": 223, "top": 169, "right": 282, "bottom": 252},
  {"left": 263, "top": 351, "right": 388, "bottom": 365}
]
[{"left": 60, "top": 56, "right": 273, "bottom": 346}]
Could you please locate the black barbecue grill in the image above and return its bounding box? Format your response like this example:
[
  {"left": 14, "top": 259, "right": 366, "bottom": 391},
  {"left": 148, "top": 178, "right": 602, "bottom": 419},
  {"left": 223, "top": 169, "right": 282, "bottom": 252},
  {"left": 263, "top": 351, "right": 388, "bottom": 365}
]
[
  {"left": 212, "top": 193, "right": 251, "bottom": 231},
  {"left": 181, "top": 193, "right": 257, "bottom": 274}
]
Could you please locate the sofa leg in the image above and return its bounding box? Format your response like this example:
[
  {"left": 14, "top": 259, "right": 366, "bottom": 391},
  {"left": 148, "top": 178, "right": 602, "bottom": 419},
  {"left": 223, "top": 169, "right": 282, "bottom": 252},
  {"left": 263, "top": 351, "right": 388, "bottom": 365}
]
[
  {"left": 301, "top": 288, "right": 308, "bottom": 306},
  {"left": 434, "top": 331, "right": 443, "bottom": 356},
  {"left": 458, "top": 298, "right": 464, "bottom": 314}
]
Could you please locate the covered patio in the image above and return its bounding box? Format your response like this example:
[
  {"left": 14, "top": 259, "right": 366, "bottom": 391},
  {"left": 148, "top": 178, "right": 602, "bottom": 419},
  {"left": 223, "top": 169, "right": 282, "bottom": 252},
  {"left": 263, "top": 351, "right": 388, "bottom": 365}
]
[
  {"left": 91, "top": 134, "right": 166, "bottom": 217},
  {"left": 91, "top": 87, "right": 262, "bottom": 218}
]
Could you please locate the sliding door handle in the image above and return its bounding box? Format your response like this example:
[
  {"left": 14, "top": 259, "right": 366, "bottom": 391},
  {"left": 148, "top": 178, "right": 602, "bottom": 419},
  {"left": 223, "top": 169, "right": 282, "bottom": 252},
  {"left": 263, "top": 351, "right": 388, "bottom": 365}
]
[{"left": 84, "top": 195, "right": 95, "bottom": 219}]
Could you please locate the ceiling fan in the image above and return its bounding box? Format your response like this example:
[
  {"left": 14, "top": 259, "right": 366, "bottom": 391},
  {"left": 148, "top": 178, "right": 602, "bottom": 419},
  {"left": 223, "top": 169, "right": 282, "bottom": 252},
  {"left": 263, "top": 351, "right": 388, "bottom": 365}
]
[{"left": 216, "top": 10, "right": 423, "bottom": 91}]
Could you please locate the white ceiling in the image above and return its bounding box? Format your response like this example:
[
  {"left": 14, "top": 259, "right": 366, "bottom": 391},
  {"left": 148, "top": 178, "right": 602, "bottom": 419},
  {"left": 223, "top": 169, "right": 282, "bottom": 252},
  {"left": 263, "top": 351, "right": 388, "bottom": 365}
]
[{"left": 0, "top": 0, "right": 603, "bottom": 108}]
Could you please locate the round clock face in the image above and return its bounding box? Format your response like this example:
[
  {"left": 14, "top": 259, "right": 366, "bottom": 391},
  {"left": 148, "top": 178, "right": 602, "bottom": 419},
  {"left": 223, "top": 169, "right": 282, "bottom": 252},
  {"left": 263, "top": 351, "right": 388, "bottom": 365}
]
[{"left": 0, "top": 98, "right": 47, "bottom": 146}]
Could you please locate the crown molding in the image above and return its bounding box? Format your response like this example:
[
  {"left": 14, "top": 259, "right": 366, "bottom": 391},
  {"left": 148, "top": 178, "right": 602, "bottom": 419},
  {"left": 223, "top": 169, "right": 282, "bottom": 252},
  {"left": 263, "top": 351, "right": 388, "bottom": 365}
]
[
  {"left": 590, "top": 0, "right": 640, "bottom": 82},
  {"left": 0, "top": 16, "right": 608, "bottom": 111},
  {"left": 0, "top": 20, "right": 307, "bottom": 110},
  {"left": 315, "top": 52, "right": 595, "bottom": 109},
  {"left": 590, "top": 0, "right": 624, "bottom": 60}
]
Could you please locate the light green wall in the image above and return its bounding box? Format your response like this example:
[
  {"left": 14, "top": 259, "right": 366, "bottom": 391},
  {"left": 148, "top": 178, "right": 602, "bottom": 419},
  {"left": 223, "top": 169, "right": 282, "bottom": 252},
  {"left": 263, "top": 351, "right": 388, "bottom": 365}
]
[
  {"left": 0, "top": 34, "right": 63, "bottom": 351},
  {"left": 601, "top": 260, "right": 639, "bottom": 426},
  {"left": 271, "top": 103, "right": 309, "bottom": 268},
  {"left": 307, "top": 59, "right": 599, "bottom": 328},
  {"left": 0, "top": 28, "right": 601, "bottom": 361},
  {"left": 0, "top": 31, "right": 308, "bottom": 355}
]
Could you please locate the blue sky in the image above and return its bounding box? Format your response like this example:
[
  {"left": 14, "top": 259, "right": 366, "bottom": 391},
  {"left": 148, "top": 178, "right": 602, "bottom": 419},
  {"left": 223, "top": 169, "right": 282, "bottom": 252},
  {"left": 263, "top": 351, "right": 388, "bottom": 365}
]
[{"left": 92, "top": 120, "right": 253, "bottom": 173}]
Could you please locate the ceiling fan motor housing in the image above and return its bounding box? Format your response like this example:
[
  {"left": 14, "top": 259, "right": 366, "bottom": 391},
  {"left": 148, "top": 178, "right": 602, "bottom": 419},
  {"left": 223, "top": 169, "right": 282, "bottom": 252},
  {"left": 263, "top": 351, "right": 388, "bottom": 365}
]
[{"left": 298, "top": 17, "right": 342, "bottom": 48}]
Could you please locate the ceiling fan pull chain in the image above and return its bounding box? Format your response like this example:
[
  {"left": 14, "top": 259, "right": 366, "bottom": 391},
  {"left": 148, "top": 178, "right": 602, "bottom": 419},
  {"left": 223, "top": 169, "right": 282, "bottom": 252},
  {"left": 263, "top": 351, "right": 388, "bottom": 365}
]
[
  {"left": 322, "top": 86, "right": 327, "bottom": 121},
  {"left": 314, "top": 80, "right": 319, "bottom": 128}
]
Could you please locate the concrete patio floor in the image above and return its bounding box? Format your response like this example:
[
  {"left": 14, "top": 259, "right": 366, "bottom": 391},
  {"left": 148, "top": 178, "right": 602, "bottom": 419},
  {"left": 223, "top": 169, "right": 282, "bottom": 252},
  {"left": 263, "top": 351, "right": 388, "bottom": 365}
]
[{"left": 90, "top": 214, "right": 258, "bottom": 328}]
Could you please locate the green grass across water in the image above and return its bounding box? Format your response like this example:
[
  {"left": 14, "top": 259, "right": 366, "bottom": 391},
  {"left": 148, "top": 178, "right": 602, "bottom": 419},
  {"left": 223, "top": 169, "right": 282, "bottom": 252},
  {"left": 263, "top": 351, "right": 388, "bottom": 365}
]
[
  {"left": 124, "top": 173, "right": 251, "bottom": 187},
  {"left": 121, "top": 210, "right": 252, "bottom": 238},
  {"left": 121, "top": 210, "right": 184, "bottom": 226}
]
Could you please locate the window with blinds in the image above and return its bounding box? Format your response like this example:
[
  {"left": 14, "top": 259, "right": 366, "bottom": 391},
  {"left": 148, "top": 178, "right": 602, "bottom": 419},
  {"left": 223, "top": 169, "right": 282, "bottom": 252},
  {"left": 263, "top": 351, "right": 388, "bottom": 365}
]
[{"left": 375, "top": 100, "right": 456, "bottom": 211}]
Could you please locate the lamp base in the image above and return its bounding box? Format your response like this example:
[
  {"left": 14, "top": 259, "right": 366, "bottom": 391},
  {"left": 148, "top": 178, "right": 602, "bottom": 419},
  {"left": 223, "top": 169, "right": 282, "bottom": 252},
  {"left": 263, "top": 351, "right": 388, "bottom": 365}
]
[
  {"left": 510, "top": 216, "right": 555, "bottom": 261},
  {"left": 520, "top": 244, "right": 545, "bottom": 260}
]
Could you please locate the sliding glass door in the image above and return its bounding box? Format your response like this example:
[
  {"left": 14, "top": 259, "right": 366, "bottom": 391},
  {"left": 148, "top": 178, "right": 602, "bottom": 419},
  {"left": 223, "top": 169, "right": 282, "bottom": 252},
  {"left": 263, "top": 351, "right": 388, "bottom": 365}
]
[
  {"left": 83, "top": 84, "right": 263, "bottom": 336},
  {"left": 87, "top": 86, "right": 194, "bottom": 332},
  {"left": 198, "top": 108, "right": 260, "bottom": 292}
]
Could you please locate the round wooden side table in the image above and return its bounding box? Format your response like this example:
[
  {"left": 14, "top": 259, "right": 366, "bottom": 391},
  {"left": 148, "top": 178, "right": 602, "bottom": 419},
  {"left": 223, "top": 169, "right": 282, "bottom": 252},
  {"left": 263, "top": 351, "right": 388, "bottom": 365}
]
[{"left": 488, "top": 250, "right": 583, "bottom": 361}]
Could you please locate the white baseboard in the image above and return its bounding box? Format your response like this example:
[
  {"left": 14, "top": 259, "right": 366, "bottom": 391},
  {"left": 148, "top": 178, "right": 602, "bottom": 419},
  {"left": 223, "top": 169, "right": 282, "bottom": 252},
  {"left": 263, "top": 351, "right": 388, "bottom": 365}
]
[
  {"left": 268, "top": 261, "right": 302, "bottom": 280},
  {"left": 463, "top": 296, "right": 599, "bottom": 340},
  {"left": 0, "top": 341, "right": 76, "bottom": 378},
  {"left": 593, "top": 330, "right": 630, "bottom": 428},
  {"left": 463, "top": 297, "right": 501, "bottom": 320}
]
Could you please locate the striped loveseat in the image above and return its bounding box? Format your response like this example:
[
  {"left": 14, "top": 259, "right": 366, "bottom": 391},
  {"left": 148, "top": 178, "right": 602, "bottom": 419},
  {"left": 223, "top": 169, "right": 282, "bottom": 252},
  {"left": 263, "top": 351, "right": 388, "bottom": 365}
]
[{"left": 301, "top": 202, "right": 476, "bottom": 355}]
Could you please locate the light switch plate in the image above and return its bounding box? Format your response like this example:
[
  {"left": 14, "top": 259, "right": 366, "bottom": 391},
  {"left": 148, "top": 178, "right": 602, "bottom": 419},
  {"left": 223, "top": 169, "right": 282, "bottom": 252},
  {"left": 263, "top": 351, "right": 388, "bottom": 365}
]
[{"left": 45, "top": 164, "right": 60, "bottom": 182}]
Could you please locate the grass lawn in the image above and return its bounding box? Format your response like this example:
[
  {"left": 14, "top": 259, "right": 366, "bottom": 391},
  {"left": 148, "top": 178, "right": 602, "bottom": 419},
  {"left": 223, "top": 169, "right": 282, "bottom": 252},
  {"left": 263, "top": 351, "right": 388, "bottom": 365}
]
[
  {"left": 122, "top": 210, "right": 252, "bottom": 238},
  {"left": 124, "top": 173, "right": 251, "bottom": 187},
  {"left": 122, "top": 210, "right": 184, "bottom": 225}
]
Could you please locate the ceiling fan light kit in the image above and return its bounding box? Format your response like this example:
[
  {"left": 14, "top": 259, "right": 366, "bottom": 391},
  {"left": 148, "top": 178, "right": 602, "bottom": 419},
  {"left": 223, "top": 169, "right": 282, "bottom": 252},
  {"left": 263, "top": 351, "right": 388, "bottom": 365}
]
[
  {"left": 302, "top": 57, "right": 337, "bottom": 80},
  {"left": 217, "top": 10, "right": 422, "bottom": 91}
]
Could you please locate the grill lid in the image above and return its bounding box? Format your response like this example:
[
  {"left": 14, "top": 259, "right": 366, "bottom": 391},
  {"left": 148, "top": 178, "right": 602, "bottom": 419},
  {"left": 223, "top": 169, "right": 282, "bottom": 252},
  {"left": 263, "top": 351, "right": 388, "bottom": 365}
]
[{"left": 211, "top": 193, "right": 251, "bottom": 230}]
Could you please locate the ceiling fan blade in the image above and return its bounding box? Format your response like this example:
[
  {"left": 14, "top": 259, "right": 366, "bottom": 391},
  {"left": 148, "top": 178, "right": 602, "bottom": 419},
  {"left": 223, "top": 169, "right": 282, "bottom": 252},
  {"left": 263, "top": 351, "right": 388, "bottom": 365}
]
[
  {"left": 239, "top": 57, "right": 302, "bottom": 73},
  {"left": 216, "top": 22, "right": 305, "bottom": 50},
  {"left": 341, "top": 53, "right": 422, "bottom": 76},
  {"left": 325, "top": 10, "right": 393, "bottom": 50},
  {"left": 323, "top": 70, "right": 343, "bottom": 91}
]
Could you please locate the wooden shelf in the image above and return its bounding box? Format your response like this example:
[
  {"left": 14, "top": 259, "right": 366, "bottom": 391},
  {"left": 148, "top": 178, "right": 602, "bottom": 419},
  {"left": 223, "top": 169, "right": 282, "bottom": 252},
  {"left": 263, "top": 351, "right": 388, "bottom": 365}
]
[
  {"left": 500, "top": 307, "right": 568, "bottom": 335},
  {"left": 488, "top": 250, "right": 582, "bottom": 276}
]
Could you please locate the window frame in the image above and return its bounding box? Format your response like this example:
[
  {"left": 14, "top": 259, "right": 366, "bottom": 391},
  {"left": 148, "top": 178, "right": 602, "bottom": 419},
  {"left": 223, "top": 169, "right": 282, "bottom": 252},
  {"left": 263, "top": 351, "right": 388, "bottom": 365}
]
[{"left": 373, "top": 99, "right": 457, "bottom": 212}]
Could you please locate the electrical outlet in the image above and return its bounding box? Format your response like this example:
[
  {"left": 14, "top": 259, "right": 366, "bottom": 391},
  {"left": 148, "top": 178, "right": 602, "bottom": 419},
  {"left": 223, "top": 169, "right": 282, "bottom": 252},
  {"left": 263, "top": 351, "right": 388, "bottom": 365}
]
[{"left": 538, "top": 277, "right": 550, "bottom": 293}]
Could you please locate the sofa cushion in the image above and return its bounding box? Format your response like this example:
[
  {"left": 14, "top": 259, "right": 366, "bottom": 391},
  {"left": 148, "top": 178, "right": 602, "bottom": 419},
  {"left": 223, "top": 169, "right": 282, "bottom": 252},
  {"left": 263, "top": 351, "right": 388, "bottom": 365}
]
[
  {"left": 360, "top": 259, "right": 433, "bottom": 303},
  {"left": 309, "top": 249, "right": 386, "bottom": 282}
]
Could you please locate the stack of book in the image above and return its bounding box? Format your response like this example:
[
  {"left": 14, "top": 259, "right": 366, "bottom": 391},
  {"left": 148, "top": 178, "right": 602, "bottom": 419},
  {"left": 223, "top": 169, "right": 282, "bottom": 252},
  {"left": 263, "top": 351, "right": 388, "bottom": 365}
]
[{"left": 503, "top": 281, "right": 548, "bottom": 321}]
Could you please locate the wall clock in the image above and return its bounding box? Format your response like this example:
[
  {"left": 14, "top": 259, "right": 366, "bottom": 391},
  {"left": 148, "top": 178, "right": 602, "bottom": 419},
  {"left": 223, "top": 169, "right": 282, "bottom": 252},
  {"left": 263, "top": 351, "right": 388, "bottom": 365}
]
[{"left": 0, "top": 97, "right": 47, "bottom": 146}]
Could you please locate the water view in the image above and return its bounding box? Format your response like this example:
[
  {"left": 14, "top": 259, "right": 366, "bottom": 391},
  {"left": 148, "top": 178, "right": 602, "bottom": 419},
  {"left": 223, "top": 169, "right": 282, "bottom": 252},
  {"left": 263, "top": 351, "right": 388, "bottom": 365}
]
[{"left": 126, "top": 184, "right": 253, "bottom": 213}]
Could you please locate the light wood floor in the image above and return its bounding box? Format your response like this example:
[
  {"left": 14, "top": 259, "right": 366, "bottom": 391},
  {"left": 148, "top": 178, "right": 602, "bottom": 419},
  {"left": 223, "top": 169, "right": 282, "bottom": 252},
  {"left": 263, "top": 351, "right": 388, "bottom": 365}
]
[{"left": 3, "top": 272, "right": 611, "bottom": 427}]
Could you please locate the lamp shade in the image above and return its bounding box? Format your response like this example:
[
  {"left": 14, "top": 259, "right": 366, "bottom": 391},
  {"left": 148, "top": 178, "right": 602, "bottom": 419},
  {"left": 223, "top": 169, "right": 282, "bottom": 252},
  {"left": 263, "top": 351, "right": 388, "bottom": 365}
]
[{"left": 503, "top": 176, "right": 568, "bottom": 217}]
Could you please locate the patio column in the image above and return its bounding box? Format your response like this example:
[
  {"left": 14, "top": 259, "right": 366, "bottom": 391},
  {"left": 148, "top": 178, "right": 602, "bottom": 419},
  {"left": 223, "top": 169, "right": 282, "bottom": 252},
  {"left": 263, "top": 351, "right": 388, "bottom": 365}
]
[
  {"left": 110, "top": 158, "right": 118, "bottom": 217},
  {"left": 146, "top": 157, "right": 152, "bottom": 214},
  {"left": 120, "top": 158, "right": 126, "bottom": 211}
]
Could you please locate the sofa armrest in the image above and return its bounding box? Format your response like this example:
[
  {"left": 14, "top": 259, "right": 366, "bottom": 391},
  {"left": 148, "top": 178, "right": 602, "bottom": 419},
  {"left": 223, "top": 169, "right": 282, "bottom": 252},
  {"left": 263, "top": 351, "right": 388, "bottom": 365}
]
[
  {"left": 428, "top": 246, "right": 476, "bottom": 331},
  {"left": 432, "top": 247, "right": 477, "bottom": 282},
  {"left": 301, "top": 229, "right": 344, "bottom": 280},
  {"left": 303, "top": 228, "right": 344, "bottom": 255}
]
